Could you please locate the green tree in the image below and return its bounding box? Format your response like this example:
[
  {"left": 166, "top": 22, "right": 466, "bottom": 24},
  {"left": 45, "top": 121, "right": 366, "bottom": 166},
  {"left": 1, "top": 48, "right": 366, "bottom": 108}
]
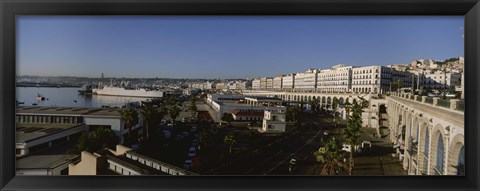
[
  {"left": 221, "top": 113, "right": 235, "bottom": 125},
  {"left": 77, "top": 127, "right": 119, "bottom": 153},
  {"left": 140, "top": 104, "right": 164, "bottom": 141},
  {"left": 332, "top": 98, "right": 339, "bottom": 124},
  {"left": 224, "top": 133, "right": 237, "bottom": 154},
  {"left": 286, "top": 105, "right": 299, "bottom": 122},
  {"left": 344, "top": 99, "right": 365, "bottom": 175},
  {"left": 391, "top": 79, "right": 403, "bottom": 92},
  {"left": 309, "top": 99, "right": 319, "bottom": 112},
  {"left": 119, "top": 108, "right": 139, "bottom": 145},
  {"left": 190, "top": 96, "right": 198, "bottom": 112},
  {"left": 169, "top": 106, "right": 181, "bottom": 124},
  {"left": 344, "top": 100, "right": 353, "bottom": 118},
  {"left": 314, "top": 139, "right": 346, "bottom": 175}
]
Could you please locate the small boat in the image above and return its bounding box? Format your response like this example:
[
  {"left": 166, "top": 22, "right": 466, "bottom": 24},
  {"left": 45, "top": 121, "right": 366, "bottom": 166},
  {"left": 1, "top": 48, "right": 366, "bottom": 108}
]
[
  {"left": 73, "top": 100, "right": 77, "bottom": 103},
  {"left": 35, "top": 93, "right": 46, "bottom": 101},
  {"left": 32, "top": 103, "right": 38, "bottom": 106},
  {"left": 78, "top": 84, "right": 93, "bottom": 95}
]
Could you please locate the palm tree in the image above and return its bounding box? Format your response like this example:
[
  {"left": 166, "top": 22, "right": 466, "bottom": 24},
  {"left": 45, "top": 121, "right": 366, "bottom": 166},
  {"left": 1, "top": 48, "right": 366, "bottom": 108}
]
[
  {"left": 140, "top": 104, "right": 164, "bottom": 141},
  {"left": 224, "top": 133, "right": 237, "bottom": 154},
  {"left": 314, "top": 139, "right": 346, "bottom": 175},
  {"left": 332, "top": 98, "right": 339, "bottom": 123},
  {"left": 344, "top": 100, "right": 353, "bottom": 118},
  {"left": 169, "top": 106, "right": 181, "bottom": 124},
  {"left": 309, "top": 99, "right": 319, "bottom": 112},
  {"left": 344, "top": 99, "right": 364, "bottom": 175},
  {"left": 119, "top": 108, "right": 139, "bottom": 145}
]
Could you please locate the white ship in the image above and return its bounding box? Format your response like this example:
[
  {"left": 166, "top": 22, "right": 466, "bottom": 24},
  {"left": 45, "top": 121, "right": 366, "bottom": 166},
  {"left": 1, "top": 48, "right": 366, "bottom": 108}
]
[
  {"left": 92, "top": 81, "right": 164, "bottom": 98},
  {"left": 93, "top": 86, "right": 164, "bottom": 98}
]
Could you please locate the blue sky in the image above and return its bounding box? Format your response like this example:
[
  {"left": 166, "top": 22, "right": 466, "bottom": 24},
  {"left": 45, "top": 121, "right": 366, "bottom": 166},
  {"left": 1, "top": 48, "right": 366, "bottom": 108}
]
[{"left": 16, "top": 16, "right": 464, "bottom": 79}]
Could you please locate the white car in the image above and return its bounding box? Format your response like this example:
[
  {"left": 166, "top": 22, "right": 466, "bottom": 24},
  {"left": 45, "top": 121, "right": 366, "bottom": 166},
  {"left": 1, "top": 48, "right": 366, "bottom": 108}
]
[
  {"left": 445, "top": 93, "right": 456, "bottom": 98},
  {"left": 323, "top": 130, "right": 330, "bottom": 136},
  {"left": 342, "top": 143, "right": 360, "bottom": 153}
]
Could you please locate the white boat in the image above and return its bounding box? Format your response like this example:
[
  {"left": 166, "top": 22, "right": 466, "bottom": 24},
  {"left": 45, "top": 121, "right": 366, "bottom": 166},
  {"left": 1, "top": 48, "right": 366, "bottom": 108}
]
[{"left": 92, "top": 86, "right": 164, "bottom": 98}]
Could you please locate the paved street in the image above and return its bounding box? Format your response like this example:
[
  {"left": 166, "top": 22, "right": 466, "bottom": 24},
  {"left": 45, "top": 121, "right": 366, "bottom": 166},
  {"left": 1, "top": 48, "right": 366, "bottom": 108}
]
[
  {"left": 351, "top": 127, "right": 407, "bottom": 176},
  {"left": 207, "top": 112, "right": 332, "bottom": 175}
]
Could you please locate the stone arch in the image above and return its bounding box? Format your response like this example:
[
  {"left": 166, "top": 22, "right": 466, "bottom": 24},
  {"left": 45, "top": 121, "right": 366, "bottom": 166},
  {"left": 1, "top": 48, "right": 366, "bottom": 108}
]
[
  {"left": 339, "top": 97, "right": 345, "bottom": 107},
  {"left": 429, "top": 124, "right": 447, "bottom": 175},
  {"left": 447, "top": 134, "right": 465, "bottom": 175},
  {"left": 332, "top": 97, "right": 339, "bottom": 109},
  {"left": 418, "top": 121, "right": 430, "bottom": 174},
  {"left": 412, "top": 116, "right": 420, "bottom": 143}
]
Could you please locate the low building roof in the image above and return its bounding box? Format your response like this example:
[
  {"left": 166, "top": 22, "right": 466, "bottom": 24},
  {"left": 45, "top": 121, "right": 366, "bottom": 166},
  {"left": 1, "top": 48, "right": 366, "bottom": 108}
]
[
  {"left": 231, "top": 110, "right": 264, "bottom": 116},
  {"left": 16, "top": 154, "right": 79, "bottom": 169},
  {"left": 16, "top": 106, "right": 122, "bottom": 117},
  {"left": 16, "top": 123, "right": 85, "bottom": 143}
]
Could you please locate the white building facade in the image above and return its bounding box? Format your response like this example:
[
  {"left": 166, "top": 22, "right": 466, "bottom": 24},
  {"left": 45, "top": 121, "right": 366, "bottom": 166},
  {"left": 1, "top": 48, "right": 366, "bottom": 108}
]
[
  {"left": 294, "top": 69, "right": 319, "bottom": 93},
  {"left": 317, "top": 65, "right": 352, "bottom": 93}
]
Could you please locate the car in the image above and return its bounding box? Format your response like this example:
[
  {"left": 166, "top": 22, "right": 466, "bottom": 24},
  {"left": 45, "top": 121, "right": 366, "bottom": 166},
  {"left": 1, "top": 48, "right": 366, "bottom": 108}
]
[
  {"left": 191, "top": 126, "right": 197, "bottom": 132},
  {"left": 341, "top": 143, "right": 360, "bottom": 153},
  {"left": 184, "top": 159, "right": 192, "bottom": 168},
  {"left": 192, "top": 139, "right": 199, "bottom": 146},
  {"left": 188, "top": 147, "right": 196, "bottom": 157},
  {"left": 182, "top": 132, "right": 189, "bottom": 137},
  {"left": 323, "top": 130, "right": 330, "bottom": 136},
  {"left": 361, "top": 140, "right": 372, "bottom": 152},
  {"left": 445, "top": 93, "right": 456, "bottom": 98},
  {"left": 175, "top": 134, "right": 184, "bottom": 140},
  {"left": 167, "top": 123, "right": 174, "bottom": 127}
]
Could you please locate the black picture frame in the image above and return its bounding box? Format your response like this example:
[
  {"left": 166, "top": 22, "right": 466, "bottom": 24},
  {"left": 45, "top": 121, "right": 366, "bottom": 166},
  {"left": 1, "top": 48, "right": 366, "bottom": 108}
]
[{"left": 1, "top": 0, "right": 479, "bottom": 190}]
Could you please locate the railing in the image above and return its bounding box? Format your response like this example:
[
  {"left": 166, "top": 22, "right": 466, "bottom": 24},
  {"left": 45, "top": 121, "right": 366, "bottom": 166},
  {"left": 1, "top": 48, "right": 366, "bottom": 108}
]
[
  {"left": 391, "top": 93, "right": 464, "bottom": 113},
  {"left": 437, "top": 99, "right": 450, "bottom": 108},
  {"left": 456, "top": 101, "right": 465, "bottom": 111},
  {"left": 416, "top": 96, "right": 422, "bottom": 102},
  {"left": 425, "top": 97, "right": 433, "bottom": 104}
]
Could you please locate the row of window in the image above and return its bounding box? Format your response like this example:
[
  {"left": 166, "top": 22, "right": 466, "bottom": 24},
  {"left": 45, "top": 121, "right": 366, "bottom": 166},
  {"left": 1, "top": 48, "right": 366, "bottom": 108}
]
[{"left": 16, "top": 115, "right": 80, "bottom": 124}]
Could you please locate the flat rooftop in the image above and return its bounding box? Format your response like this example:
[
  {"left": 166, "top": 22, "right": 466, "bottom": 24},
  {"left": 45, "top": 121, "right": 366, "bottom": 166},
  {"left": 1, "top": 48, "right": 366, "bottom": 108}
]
[
  {"left": 16, "top": 154, "right": 79, "bottom": 169},
  {"left": 16, "top": 106, "right": 122, "bottom": 117},
  {"left": 16, "top": 123, "right": 84, "bottom": 143}
]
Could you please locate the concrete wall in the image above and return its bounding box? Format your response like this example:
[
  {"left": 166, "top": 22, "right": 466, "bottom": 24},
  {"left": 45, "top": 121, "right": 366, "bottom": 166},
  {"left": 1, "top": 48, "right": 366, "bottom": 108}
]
[{"left": 69, "top": 151, "right": 105, "bottom": 175}]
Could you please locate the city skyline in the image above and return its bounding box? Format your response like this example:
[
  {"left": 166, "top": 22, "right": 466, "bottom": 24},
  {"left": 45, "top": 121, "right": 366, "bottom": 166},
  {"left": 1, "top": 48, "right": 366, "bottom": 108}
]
[{"left": 17, "top": 16, "right": 464, "bottom": 79}]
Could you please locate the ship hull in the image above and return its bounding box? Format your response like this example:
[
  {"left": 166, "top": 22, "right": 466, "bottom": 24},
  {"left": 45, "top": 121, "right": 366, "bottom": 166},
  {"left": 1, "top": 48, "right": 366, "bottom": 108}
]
[{"left": 92, "top": 87, "right": 164, "bottom": 98}]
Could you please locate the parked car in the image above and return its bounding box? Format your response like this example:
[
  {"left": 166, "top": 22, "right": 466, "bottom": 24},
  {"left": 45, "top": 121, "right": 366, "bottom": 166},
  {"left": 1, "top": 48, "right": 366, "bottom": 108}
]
[
  {"left": 191, "top": 126, "right": 197, "bottom": 132},
  {"left": 192, "top": 139, "right": 199, "bottom": 146},
  {"left": 445, "top": 93, "right": 457, "bottom": 98},
  {"left": 342, "top": 143, "right": 360, "bottom": 153},
  {"left": 323, "top": 130, "right": 330, "bottom": 136},
  {"left": 188, "top": 147, "right": 196, "bottom": 157},
  {"left": 175, "top": 134, "right": 184, "bottom": 141},
  {"left": 184, "top": 159, "right": 192, "bottom": 168},
  {"left": 360, "top": 140, "right": 372, "bottom": 152}
]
